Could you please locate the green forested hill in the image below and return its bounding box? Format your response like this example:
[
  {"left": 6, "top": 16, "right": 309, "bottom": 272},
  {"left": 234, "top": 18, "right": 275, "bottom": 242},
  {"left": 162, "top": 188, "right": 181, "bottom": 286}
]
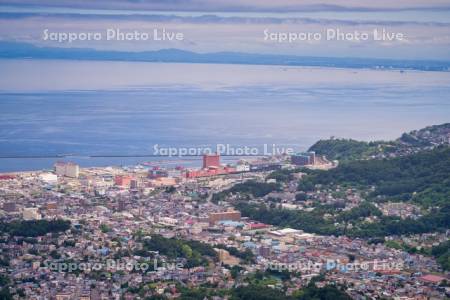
[
  {"left": 308, "top": 123, "right": 450, "bottom": 161},
  {"left": 304, "top": 146, "right": 450, "bottom": 207},
  {"left": 235, "top": 146, "right": 450, "bottom": 238},
  {"left": 308, "top": 138, "right": 383, "bottom": 161}
]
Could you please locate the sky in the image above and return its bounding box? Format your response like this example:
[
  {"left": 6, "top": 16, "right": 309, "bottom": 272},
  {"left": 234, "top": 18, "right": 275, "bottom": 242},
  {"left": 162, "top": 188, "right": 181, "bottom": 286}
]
[
  {"left": 0, "top": 1, "right": 449, "bottom": 164},
  {"left": 3, "top": 0, "right": 450, "bottom": 12},
  {"left": 1, "top": 1, "right": 450, "bottom": 60}
]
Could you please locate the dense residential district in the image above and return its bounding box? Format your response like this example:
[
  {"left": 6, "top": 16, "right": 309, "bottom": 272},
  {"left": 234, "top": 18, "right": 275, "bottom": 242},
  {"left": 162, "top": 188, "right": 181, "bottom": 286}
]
[{"left": 0, "top": 124, "right": 449, "bottom": 300}]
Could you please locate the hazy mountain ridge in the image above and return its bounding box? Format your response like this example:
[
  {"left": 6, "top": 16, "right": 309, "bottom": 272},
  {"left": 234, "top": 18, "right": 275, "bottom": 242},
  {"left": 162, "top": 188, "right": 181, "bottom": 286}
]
[{"left": 1, "top": 41, "right": 450, "bottom": 71}]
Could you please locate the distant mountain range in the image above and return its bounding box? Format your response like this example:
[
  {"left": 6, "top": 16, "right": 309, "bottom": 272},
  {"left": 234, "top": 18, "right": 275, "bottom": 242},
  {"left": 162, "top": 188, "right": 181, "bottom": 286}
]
[{"left": 1, "top": 41, "right": 450, "bottom": 71}]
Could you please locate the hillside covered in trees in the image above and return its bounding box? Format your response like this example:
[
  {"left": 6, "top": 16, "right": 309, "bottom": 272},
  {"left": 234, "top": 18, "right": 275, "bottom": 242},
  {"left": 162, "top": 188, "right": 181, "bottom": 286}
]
[
  {"left": 304, "top": 146, "right": 450, "bottom": 207},
  {"left": 308, "top": 139, "right": 385, "bottom": 161},
  {"left": 141, "top": 234, "right": 218, "bottom": 268},
  {"left": 0, "top": 219, "right": 71, "bottom": 237},
  {"left": 235, "top": 146, "right": 450, "bottom": 238},
  {"left": 309, "top": 123, "right": 450, "bottom": 161}
]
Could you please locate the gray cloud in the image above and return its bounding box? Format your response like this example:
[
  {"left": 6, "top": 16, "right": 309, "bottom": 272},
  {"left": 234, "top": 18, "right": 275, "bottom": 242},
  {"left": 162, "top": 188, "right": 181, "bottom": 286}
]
[
  {"left": 1, "top": 1, "right": 450, "bottom": 60},
  {"left": 2, "top": 0, "right": 450, "bottom": 12}
]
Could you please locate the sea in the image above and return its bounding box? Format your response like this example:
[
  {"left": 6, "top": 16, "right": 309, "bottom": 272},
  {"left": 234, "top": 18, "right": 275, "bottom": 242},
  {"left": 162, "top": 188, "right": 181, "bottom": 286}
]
[{"left": 1, "top": 59, "right": 450, "bottom": 172}]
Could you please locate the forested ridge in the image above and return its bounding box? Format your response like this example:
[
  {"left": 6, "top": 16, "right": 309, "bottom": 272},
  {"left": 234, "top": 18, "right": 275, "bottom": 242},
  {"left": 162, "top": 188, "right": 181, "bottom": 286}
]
[
  {"left": 235, "top": 146, "right": 450, "bottom": 238},
  {"left": 304, "top": 146, "right": 450, "bottom": 207}
]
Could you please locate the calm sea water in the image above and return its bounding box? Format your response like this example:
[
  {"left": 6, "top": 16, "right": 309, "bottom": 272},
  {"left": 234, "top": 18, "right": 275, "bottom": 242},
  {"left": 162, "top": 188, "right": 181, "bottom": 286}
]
[{"left": 1, "top": 60, "right": 449, "bottom": 172}]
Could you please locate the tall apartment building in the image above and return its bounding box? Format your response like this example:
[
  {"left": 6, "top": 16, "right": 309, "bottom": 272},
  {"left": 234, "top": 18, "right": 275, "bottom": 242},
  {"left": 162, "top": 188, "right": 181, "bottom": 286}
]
[
  {"left": 203, "top": 153, "right": 220, "bottom": 169},
  {"left": 54, "top": 161, "right": 80, "bottom": 178}
]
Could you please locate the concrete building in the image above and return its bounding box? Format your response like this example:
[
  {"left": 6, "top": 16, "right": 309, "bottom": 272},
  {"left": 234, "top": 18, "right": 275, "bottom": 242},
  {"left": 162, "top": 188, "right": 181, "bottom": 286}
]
[
  {"left": 215, "top": 248, "right": 240, "bottom": 266},
  {"left": 150, "top": 177, "right": 177, "bottom": 187},
  {"left": 23, "top": 207, "right": 41, "bottom": 220},
  {"left": 209, "top": 210, "right": 241, "bottom": 225},
  {"left": 148, "top": 168, "right": 169, "bottom": 179},
  {"left": 2, "top": 202, "right": 17, "bottom": 212},
  {"left": 203, "top": 154, "right": 220, "bottom": 169},
  {"left": 54, "top": 162, "right": 80, "bottom": 178},
  {"left": 114, "top": 175, "right": 133, "bottom": 187},
  {"left": 118, "top": 199, "right": 127, "bottom": 211},
  {"left": 39, "top": 173, "right": 58, "bottom": 184},
  {"left": 46, "top": 202, "right": 58, "bottom": 210},
  {"left": 259, "top": 246, "right": 271, "bottom": 257},
  {"left": 291, "top": 152, "right": 316, "bottom": 166},
  {"left": 236, "top": 164, "right": 250, "bottom": 172}
]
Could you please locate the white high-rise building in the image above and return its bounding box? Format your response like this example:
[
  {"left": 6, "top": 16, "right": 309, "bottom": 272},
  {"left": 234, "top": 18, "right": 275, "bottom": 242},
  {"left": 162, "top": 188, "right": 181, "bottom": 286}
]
[{"left": 55, "top": 162, "right": 80, "bottom": 178}]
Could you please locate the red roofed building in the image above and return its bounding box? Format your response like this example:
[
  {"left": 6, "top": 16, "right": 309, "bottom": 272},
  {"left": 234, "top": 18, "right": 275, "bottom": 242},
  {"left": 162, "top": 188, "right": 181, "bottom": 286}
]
[
  {"left": 376, "top": 269, "right": 401, "bottom": 275},
  {"left": 185, "top": 166, "right": 236, "bottom": 178},
  {"left": 419, "top": 274, "right": 446, "bottom": 284},
  {"left": 249, "top": 223, "right": 269, "bottom": 230},
  {"left": 114, "top": 175, "right": 133, "bottom": 187}
]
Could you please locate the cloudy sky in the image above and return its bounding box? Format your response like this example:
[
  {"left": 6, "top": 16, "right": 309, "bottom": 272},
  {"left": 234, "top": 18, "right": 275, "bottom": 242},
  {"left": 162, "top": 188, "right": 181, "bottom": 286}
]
[
  {"left": 1, "top": 0, "right": 450, "bottom": 59},
  {"left": 3, "top": 0, "right": 450, "bottom": 12}
]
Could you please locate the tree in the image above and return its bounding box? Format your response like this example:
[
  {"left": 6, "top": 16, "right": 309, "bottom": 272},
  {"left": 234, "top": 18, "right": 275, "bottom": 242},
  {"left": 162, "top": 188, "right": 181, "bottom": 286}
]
[
  {"left": 99, "top": 224, "right": 110, "bottom": 233},
  {"left": 181, "top": 244, "right": 193, "bottom": 258},
  {"left": 295, "top": 193, "right": 307, "bottom": 202}
]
